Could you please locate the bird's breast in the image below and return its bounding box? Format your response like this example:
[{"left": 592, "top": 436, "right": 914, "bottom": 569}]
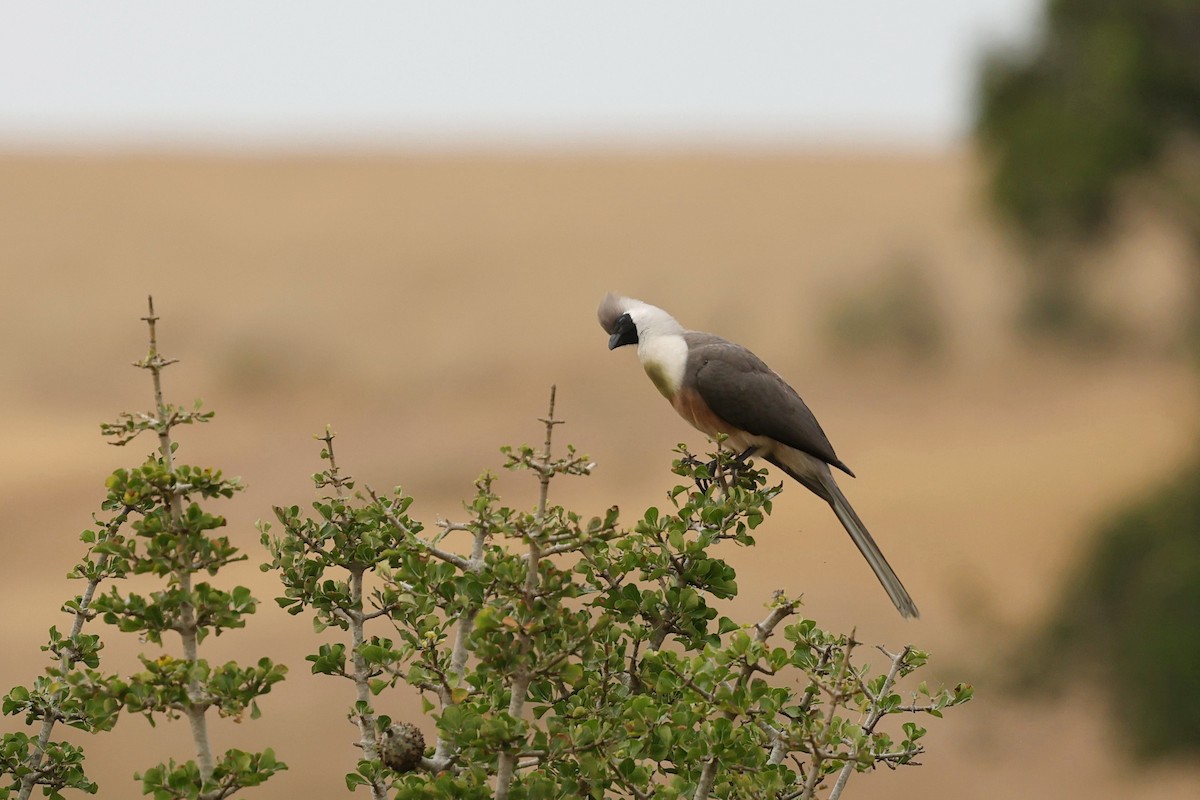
[
  {"left": 671, "top": 386, "right": 727, "bottom": 439},
  {"left": 637, "top": 334, "right": 688, "bottom": 399},
  {"left": 643, "top": 362, "right": 675, "bottom": 399}
]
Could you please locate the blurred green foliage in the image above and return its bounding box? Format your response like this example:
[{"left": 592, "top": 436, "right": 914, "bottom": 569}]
[
  {"left": 977, "top": 0, "right": 1200, "bottom": 240},
  {"left": 1023, "top": 457, "right": 1200, "bottom": 757},
  {"left": 978, "top": 0, "right": 1200, "bottom": 761},
  {"left": 976, "top": 0, "right": 1200, "bottom": 337}
]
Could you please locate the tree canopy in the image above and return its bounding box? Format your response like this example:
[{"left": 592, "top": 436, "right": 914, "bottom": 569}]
[{"left": 977, "top": 0, "right": 1200, "bottom": 243}]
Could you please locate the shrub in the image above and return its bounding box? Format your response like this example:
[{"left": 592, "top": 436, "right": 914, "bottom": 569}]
[
  {"left": 4, "top": 304, "right": 970, "bottom": 799},
  {"left": 261, "top": 390, "right": 971, "bottom": 799}
]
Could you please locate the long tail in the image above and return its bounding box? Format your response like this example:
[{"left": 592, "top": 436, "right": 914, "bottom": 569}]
[
  {"left": 825, "top": 477, "right": 920, "bottom": 618},
  {"left": 765, "top": 453, "right": 920, "bottom": 618}
]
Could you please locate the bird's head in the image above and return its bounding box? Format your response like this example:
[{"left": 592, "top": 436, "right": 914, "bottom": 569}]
[{"left": 597, "top": 292, "right": 682, "bottom": 350}]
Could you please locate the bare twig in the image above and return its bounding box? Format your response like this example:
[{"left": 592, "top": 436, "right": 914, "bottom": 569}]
[
  {"left": 349, "top": 564, "right": 387, "bottom": 800},
  {"left": 317, "top": 429, "right": 389, "bottom": 800},
  {"left": 138, "top": 297, "right": 216, "bottom": 786},
  {"left": 367, "top": 487, "right": 479, "bottom": 573},
  {"left": 798, "top": 632, "right": 859, "bottom": 800},
  {"left": 693, "top": 592, "right": 797, "bottom": 800},
  {"left": 494, "top": 387, "right": 559, "bottom": 800},
  {"left": 427, "top": 486, "right": 491, "bottom": 768},
  {"left": 827, "top": 645, "right": 913, "bottom": 800},
  {"left": 16, "top": 510, "right": 129, "bottom": 800}
]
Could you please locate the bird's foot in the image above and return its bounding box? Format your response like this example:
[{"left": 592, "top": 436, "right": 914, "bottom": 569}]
[
  {"left": 731, "top": 446, "right": 758, "bottom": 470},
  {"left": 709, "top": 446, "right": 758, "bottom": 485},
  {"left": 679, "top": 453, "right": 713, "bottom": 492},
  {"left": 692, "top": 447, "right": 758, "bottom": 493}
]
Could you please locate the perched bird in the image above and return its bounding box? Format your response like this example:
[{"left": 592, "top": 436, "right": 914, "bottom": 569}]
[{"left": 598, "top": 292, "right": 919, "bottom": 618}]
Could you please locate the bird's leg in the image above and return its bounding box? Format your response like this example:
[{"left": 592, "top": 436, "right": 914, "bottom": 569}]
[
  {"left": 722, "top": 445, "right": 759, "bottom": 492},
  {"left": 733, "top": 446, "right": 759, "bottom": 469},
  {"left": 707, "top": 445, "right": 758, "bottom": 480},
  {"left": 678, "top": 452, "right": 713, "bottom": 492},
  {"left": 698, "top": 446, "right": 759, "bottom": 494}
]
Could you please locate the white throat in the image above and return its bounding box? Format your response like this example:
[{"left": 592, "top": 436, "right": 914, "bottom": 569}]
[
  {"left": 637, "top": 332, "right": 688, "bottom": 399},
  {"left": 611, "top": 299, "right": 689, "bottom": 399}
]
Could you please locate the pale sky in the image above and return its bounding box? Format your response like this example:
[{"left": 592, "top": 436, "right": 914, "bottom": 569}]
[{"left": 0, "top": 1, "right": 1042, "bottom": 149}]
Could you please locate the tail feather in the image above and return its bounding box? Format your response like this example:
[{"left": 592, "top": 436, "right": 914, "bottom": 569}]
[
  {"left": 825, "top": 478, "right": 920, "bottom": 619},
  {"left": 764, "top": 452, "right": 920, "bottom": 618}
]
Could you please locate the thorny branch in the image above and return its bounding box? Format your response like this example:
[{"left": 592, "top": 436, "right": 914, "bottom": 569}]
[
  {"left": 15, "top": 509, "right": 130, "bottom": 800},
  {"left": 366, "top": 487, "right": 479, "bottom": 573},
  {"left": 316, "top": 429, "right": 389, "bottom": 800},
  {"left": 137, "top": 296, "right": 217, "bottom": 786},
  {"left": 692, "top": 593, "right": 797, "bottom": 800},
  {"left": 798, "top": 633, "right": 859, "bottom": 800},
  {"left": 827, "top": 645, "right": 915, "bottom": 800},
  {"left": 494, "top": 386, "right": 560, "bottom": 800}
]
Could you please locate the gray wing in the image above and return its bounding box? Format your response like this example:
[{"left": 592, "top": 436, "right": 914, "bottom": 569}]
[{"left": 686, "top": 333, "right": 854, "bottom": 476}]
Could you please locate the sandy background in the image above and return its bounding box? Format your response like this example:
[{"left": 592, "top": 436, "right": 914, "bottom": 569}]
[{"left": 1, "top": 149, "right": 1197, "bottom": 798}]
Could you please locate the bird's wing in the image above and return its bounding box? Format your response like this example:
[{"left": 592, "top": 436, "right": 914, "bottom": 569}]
[{"left": 686, "top": 333, "right": 854, "bottom": 476}]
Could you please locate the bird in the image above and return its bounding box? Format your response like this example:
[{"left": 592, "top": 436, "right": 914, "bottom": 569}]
[{"left": 598, "top": 292, "right": 919, "bottom": 618}]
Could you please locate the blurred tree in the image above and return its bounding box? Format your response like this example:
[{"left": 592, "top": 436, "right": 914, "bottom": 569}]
[
  {"left": 977, "top": 0, "right": 1200, "bottom": 760},
  {"left": 976, "top": 0, "right": 1200, "bottom": 336},
  {"left": 1033, "top": 462, "right": 1200, "bottom": 758}
]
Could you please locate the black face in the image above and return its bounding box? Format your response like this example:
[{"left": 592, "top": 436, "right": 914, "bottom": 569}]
[{"left": 608, "top": 313, "right": 639, "bottom": 350}]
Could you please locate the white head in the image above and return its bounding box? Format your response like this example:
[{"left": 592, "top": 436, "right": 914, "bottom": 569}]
[
  {"left": 597, "top": 292, "right": 689, "bottom": 398},
  {"left": 596, "top": 292, "right": 684, "bottom": 349}
]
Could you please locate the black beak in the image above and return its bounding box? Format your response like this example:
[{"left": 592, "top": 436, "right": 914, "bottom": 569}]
[{"left": 607, "top": 313, "right": 639, "bottom": 350}]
